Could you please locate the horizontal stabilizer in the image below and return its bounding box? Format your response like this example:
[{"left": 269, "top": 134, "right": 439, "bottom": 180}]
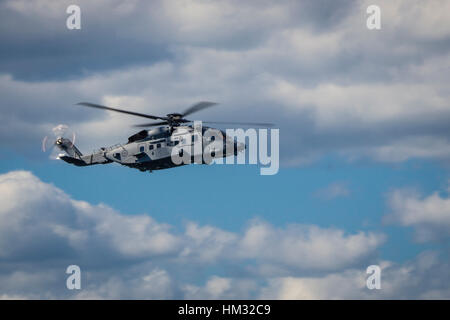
[{"left": 59, "top": 156, "right": 89, "bottom": 166}]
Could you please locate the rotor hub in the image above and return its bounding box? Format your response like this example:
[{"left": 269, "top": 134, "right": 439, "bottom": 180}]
[{"left": 166, "top": 113, "right": 183, "bottom": 120}]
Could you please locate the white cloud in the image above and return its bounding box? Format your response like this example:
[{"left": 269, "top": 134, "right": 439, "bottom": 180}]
[
  {"left": 237, "top": 220, "right": 385, "bottom": 272},
  {"left": 178, "top": 219, "right": 386, "bottom": 272},
  {"left": 0, "top": 170, "right": 180, "bottom": 260},
  {"left": 0, "top": 170, "right": 384, "bottom": 267},
  {"left": 183, "top": 276, "right": 232, "bottom": 299},
  {"left": 259, "top": 252, "right": 450, "bottom": 299},
  {"left": 74, "top": 268, "right": 174, "bottom": 299},
  {"left": 0, "top": 170, "right": 448, "bottom": 299},
  {"left": 260, "top": 270, "right": 367, "bottom": 299},
  {"left": 181, "top": 222, "right": 237, "bottom": 263},
  {"left": 183, "top": 276, "right": 259, "bottom": 299},
  {"left": 385, "top": 186, "right": 450, "bottom": 242},
  {"left": 0, "top": 170, "right": 387, "bottom": 298}
]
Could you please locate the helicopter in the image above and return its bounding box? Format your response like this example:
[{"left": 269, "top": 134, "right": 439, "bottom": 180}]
[{"left": 42, "top": 102, "right": 273, "bottom": 172}]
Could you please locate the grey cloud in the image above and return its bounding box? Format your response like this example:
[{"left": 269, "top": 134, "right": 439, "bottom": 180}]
[
  {"left": 1, "top": 0, "right": 450, "bottom": 166},
  {"left": 2, "top": 0, "right": 448, "bottom": 83},
  {"left": 0, "top": 0, "right": 171, "bottom": 81}
]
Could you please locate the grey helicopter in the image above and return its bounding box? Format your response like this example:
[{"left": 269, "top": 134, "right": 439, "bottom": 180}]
[{"left": 42, "top": 102, "right": 273, "bottom": 172}]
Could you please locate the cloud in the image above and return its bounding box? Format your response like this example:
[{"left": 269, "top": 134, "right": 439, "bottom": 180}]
[
  {"left": 1, "top": 0, "right": 450, "bottom": 166},
  {"left": 0, "top": 170, "right": 383, "bottom": 269},
  {"left": 182, "top": 251, "right": 450, "bottom": 299},
  {"left": 314, "top": 182, "right": 350, "bottom": 200},
  {"left": 180, "top": 222, "right": 238, "bottom": 263},
  {"left": 260, "top": 251, "right": 450, "bottom": 299},
  {"left": 385, "top": 186, "right": 450, "bottom": 242},
  {"left": 0, "top": 170, "right": 386, "bottom": 298},
  {"left": 73, "top": 268, "right": 175, "bottom": 300},
  {"left": 0, "top": 170, "right": 180, "bottom": 262},
  {"left": 1, "top": 0, "right": 450, "bottom": 300},
  {"left": 260, "top": 270, "right": 367, "bottom": 299},
  {"left": 236, "top": 220, "right": 384, "bottom": 272},
  {"left": 0, "top": 170, "right": 449, "bottom": 299}
]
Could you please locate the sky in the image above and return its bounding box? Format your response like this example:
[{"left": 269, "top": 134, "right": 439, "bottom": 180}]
[{"left": 0, "top": 0, "right": 449, "bottom": 299}]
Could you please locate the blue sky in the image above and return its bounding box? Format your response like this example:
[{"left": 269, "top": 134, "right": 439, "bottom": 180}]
[{"left": 0, "top": 0, "right": 450, "bottom": 299}]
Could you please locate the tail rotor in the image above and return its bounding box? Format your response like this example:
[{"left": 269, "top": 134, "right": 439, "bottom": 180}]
[{"left": 42, "top": 124, "right": 77, "bottom": 160}]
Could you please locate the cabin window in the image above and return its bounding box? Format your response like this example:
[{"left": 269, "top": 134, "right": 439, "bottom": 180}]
[
  {"left": 157, "top": 143, "right": 161, "bottom": 148},
  {"left": 140, "top": 146, "right": 144, "bottom": 152},
  {"left": 149, "top": 145, "right": 154, "bottom": 150},
  {"left": 211, "top": 136, "right": 215, "bottom": 141}
]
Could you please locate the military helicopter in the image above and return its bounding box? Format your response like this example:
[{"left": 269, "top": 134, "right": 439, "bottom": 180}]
[{"left": 42, "top": 102, "right": 273, "bottom": 172}]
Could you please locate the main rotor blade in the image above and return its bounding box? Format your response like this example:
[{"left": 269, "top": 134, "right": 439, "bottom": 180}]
[
  {"left": 201, "top": 121, "right": 275, "bottom": 127},
  {"left": 182, "top": 101, "right": 218, "bottom": 117},
  {"left": 133, "top": 121, "right": 169, "bottom": 128},
  {"left": 76, "top": 102, "right": 166, "bottom": 121}
]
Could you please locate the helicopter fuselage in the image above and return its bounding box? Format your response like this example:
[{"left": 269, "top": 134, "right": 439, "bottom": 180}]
[{"left": 59, "top": 125, "right": 244, "bottom": 172}]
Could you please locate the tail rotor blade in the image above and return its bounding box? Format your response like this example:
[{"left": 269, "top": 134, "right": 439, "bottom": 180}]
[
  {"left": 42, "top": 124, "right": 77, "bottom": 160},
  {"left": 52, "top": 124, "right": 69, "bottom": 138},
  {"left": 42, "top": 136, "right": 49, "bottom": 152}
]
